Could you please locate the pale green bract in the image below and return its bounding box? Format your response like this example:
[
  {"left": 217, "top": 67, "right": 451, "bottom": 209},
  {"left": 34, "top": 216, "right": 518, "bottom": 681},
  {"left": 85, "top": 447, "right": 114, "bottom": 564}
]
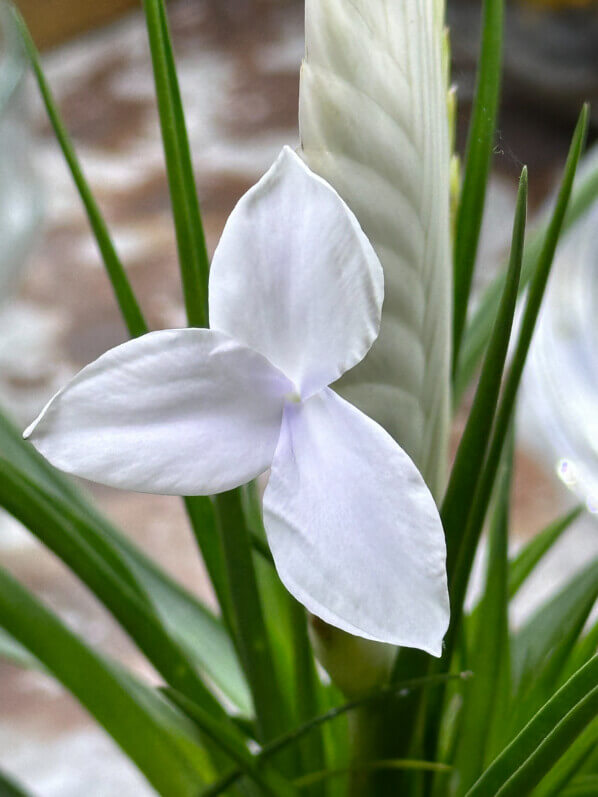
[{"left": 300, "top": 0, "right": 452, "bottom": 497}]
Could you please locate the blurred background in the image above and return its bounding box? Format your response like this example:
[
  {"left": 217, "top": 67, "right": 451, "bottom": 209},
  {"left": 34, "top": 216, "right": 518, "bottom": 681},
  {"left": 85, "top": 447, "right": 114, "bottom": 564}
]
[{"left": 0, "top": 0, "right": 597, "bottom": 793}]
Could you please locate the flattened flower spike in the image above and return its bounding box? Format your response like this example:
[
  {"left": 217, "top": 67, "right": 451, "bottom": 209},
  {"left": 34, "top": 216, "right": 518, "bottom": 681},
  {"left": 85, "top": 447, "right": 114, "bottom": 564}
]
[{"left": 25, "top": 147, "right": 449, "bottom": 655}]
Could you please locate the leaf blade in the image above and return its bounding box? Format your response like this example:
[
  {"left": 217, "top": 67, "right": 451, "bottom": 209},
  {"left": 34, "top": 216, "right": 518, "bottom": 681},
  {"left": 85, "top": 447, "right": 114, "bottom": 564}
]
[
  {"left": 466, "top": 656, "right": 598, "bottom": 797},
  {"left": 142, "top": 0, "right": 209, "bottom": 327},
  {"left": 448, "top": 105, "right": 590, "bottom": 652},
  {"left": 0, "top": 567, "right": 213, "bottom": 797},
  {"left": 508, "top": 506, "right": 584, "bottom": 599},
  {"left": 455, "top": 149, "right": 598, "bottom": 404},
  {"left": 13, "top": 10, "right": 147, "bottom": 339},
  {"left": 452, "top": 0, "right": 504, "bottom": 373}
]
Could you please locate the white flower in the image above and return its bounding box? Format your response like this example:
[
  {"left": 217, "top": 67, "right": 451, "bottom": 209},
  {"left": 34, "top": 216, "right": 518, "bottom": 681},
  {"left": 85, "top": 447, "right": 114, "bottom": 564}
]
[{"left": 24, "top": 147, "right": 449, "bottom": 655}]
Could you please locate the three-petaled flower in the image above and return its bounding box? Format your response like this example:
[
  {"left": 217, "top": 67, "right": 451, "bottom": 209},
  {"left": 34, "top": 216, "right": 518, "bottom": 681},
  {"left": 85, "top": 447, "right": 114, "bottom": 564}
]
[{"left": 25, "top": 147, "right": 449, "bottom": 654}]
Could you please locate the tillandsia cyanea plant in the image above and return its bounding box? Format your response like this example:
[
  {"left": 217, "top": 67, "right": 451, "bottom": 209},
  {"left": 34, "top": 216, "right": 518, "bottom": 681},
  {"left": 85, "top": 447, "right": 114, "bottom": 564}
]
[{"left": 1, "top": 0, "right": 598, "bottom": 796}]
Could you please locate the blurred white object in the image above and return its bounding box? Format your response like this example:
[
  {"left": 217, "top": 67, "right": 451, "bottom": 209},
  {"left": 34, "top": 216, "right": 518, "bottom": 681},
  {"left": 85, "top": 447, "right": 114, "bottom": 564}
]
[
  {"left": 0, "top": 0, "right": 42, "bottom": 305},
  {"left": 521, "top": 146, "right": 598, "bottom": 510}
]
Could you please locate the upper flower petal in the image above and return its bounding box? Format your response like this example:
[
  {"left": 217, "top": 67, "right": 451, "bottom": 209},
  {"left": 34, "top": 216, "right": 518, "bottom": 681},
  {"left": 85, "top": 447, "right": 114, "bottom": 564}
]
[
  {"left": 25, "top": 328, "right": 293, "bottom": 496},
  {"left": 262, "top": 387, "right": 449, "bottom": 654},
  {"left": 209, "top": 146, "right": 384, "bottom": 398}
]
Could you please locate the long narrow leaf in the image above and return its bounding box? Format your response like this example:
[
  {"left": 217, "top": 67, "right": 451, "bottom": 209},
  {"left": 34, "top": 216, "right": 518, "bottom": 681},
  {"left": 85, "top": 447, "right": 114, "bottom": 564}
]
[
  {"left": 142, "top": 0, "right": 235, "bottom": 626},
  {"left": 401, "top": 168, "right": 527, "bottom": 773},
  {"left": 13, "top": 10, "right": 147, "bottom": 339},
  {"left": 0, "top": 460, "right": 228, "bottom": 719},
  {"left": 293, "top": 760, "right": 451, "bottom": 790},
  {"left": 565, "top": 619, "right": 598, "bottom": 682},
  {"left": 455, "top": 156, "right": 598, "bottom": 403},
  {"left": 288, "top": 599, "right": 327, "bottom": 795},
  {"left": 0, "top": 628, "right": 40, "bottom": 670},
  {"left": 511, "top": 558, "right": 598, "bottom": 695},
  {"left": 142, "top": 0, "right": 209, "bottom": 327},
  {"left": 199, "top": 673, "right": 469, "bottom": 797},
  {"left": 443, "top": 167, "right": 527, "bottom": 574},
  {"left": 452, "top": 429, "right": 514, "bottom": 795},
  {"left": 448, "top": 105, "right": 589, "bottom": 651},
  {"left": 452, "top": 0, "right": 504, "bottom": 372},
  {"left": 563, "top": 775, "right": 598, "bottom": 796},
  {"left": 531, "top": 717, "right": 598, "bottom": 797},
  {"left": 508, "top": 506, "right": 584, "bottom": 598},
  {"left": 214, "top": 490, "right": 288, "bottom": 742},
  {"left": 465, "top": 656, "right": 598, "bottom": 797},
  {"left": 167, "top": 690, "right": 298, "bottom": 797},
  {"left": 0, "top": 567, "right": 214, "bottom": 797},
  {"left": 17, "top": 1, "right": 234, "bottom": 658},
  {"left": 0, "top": 408, "right": 250, "bottom": 713},
  {"left": 0, "top": 768, "right": 31, "bottom": 797},
  {"left": 467, "top": 658, "right": 598, "bottom": 797}
]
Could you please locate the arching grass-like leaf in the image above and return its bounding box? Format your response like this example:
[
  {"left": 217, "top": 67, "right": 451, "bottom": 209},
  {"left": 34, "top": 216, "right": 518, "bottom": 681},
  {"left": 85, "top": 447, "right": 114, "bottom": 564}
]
[
  {"left": 0, "top": 408, "right": 251, "bottom": 715},
  {"left": 15, "top": 6, "right": 233, "bottom": 646},
  {"left": 293, "top": 759, "right": 451, "bottom": 790},
  {"left": 565, "top": 619, "right": 598, "bottom": 682},
  {"left": 214, "top": 490, "right": 290, "bottom": 744},
  {"left": 0, "top": 769, "right": 31, "bottom": 797},
  {"left": 508, "top": 506, "right": 584, "bottom": 599},
  {"left": 452, "top": 430, "right": 514, "bottom": 795},
  {"left": 199, "top": 673, "right": 467, "bottom": 797},
  {"left": 0, "top": 459, "right": 229, "bottom": 719},
  {"left": 0, "top": 628, "right": 40, "bottom": 671},
  {"left": 443, "top": 167, "right": 527, "bottom": 576},
  {"left": 0, "top": 567, "right": 215, "bottom": 797},
  {"left": 455, "top": 157, "right": 598, "bottom": 404},
  {"left": 166, "top": 689, "right": 298, "bottom": 797},
  {"left": 563, "top": 775, "right": 598, "bottom": 796},
  {"left": 530, "top": 717, "right": 598, "bottom": 797},
  {"left": 465, "top": 656, "right": 598, "bottom": 797},
  {"left": 452, "top": 0, "right": 504, "bottom": 373},
  {"left": 142, "top": 0, "right": 209, "bottom": 327},
  {"left": 448, "top": 105, "right": 589, "bottom": 651},
  {"left": 511, "top": 559, "right": 598, "bottom": 696},
  {"left": 13, "top": 10, "right": 147, "bottom": 340}
]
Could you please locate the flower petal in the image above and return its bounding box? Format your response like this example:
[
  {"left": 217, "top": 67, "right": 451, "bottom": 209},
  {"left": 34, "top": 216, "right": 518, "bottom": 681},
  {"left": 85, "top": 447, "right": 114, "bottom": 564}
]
[
  {"left": 263, "top": 387, "right": 449, "bottom": 654},
  {"left": 25, "top": 329, "right": 293, "bottom": 495},
  {"left": 209, "top": 146, "right": 384, "bottom": 398}
]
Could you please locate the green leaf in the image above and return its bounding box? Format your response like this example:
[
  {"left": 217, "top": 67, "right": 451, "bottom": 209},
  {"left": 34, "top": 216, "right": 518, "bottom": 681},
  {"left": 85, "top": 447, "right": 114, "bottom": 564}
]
[
  {"left": 565, "top": 619, "right": 598, "bottom": 682},
  {"left": 443, "top": 167, "right": 527, "bottom": 579},
  {"left": 214, "top": 490, "right": 289, "bottom": 743},
  {"left": 13, "top": 10, "right": 147, "bottom": 339},
  {"left": 448, "top": 105, "right": 589, "bottom": 652},
  {"left": 199, "top": 673, "right": 468, "bottom": 797},
  {"left": 0, "top": 768, "right": 32, "bottom": 797},
  {"left": 184, "top": 495, "right": 235, "bottom": 636},
  {"left": 293, "top": 760, "right": 451, "bottom": 790},
  {"left": 508, "top": 506, "right": 584, "bottom": 599},
  {"left": 244, "top": 480, "right": 327, "bottom": 783},
  {"left": 511, "top": 558, "right": 598, "bottom": 695},
  {"left": 0, "top": 409, "right": 251, "bottom": 713},
  {"left": 455, "top": 150, "right": 598, "bottom": 405},
  {"left": 452, "top": 429, "right": 514, "bottom": 795},
  {"left": 563, "top": 775, "right": 598, "bottom": 796},
  {"left": 142, "top": 0, "right": 209, "bottom": 327},
  {"left": 0, "top": 459, "right": 230, "bottom": 719},
  {"left": 15, "top": 10, "right": 233, "bottom": 660},
  {"left": 166, "top": 690, "right": 299, "bottom": 797},
  {"left": 0, "top": 628, "right": 40, "bottom": 670},
  {"left": 531, "top": 717, "right": 598, "bottom": 797},
  {"left": 465, "top": 656, "right": 598, "bottom": 797},
  {"left": 452, "top": 0, "right": 504, "bottom": 373},
  {"left": 287, "top": 599, "right": 327, "bottom": 795},
  {"left": 0, "top": 567, "right": 214, "bottom": 797}
]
